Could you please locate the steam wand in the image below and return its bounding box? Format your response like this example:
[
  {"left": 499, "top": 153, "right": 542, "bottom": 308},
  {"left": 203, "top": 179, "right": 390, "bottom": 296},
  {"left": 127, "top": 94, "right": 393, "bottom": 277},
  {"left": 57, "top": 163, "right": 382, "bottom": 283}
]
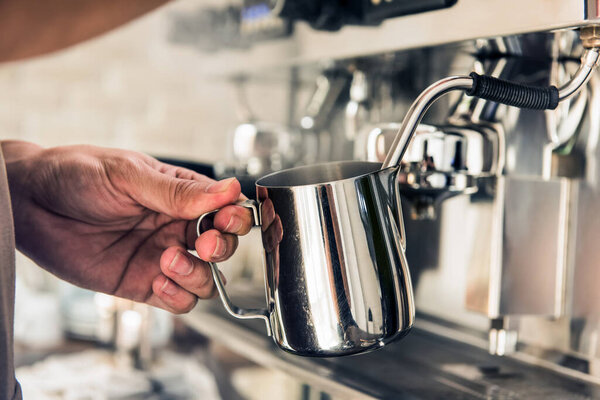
[{"left": 382, "top": 28, "right": 600, "bottom": 170}]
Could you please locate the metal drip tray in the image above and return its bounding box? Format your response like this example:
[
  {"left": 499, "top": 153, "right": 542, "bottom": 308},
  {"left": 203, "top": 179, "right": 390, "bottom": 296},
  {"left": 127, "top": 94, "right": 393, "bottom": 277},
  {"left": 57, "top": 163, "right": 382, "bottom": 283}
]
[{"left": 183, "top": 294, "right": 600, "bottom": 399}]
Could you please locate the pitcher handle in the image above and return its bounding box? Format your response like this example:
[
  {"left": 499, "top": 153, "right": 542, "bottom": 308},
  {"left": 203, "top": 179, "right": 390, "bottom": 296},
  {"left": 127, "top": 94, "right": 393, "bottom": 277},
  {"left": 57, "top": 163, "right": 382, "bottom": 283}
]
[
  {"left": 396, "top": 190, "right": 407, "bottom": 251},
  {"left": 196, "top": 199, "right": 272, "bottom": 336},
  {"left": 388, "top": 169, "right": 407, "bottom": 251}
]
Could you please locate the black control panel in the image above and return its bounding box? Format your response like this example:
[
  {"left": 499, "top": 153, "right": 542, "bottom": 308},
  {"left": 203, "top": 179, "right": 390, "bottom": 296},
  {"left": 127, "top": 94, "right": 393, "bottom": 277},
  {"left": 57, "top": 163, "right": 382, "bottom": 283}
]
[
  {"left": 363, "top": 0, "right": 458, "bottom": 22},
  {"left": 276, "top": 0, "right": 457, "bottom": 31}
]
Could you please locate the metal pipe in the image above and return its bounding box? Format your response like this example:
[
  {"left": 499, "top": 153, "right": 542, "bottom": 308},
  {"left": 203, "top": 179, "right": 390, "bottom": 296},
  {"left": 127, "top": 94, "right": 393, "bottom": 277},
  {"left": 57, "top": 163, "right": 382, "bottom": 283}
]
[
  {"left": 557, "top": 47, "right": 599, "bottom": 102},
  {"left": 382, "top": 76, "right": 473, "bottom": 169}
]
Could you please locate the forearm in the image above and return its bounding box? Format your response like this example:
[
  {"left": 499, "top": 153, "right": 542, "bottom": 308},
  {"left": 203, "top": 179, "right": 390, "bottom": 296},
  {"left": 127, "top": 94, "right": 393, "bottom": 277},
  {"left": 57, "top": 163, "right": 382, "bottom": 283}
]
[{"left": 0, "top": 0, "right": 171, "bottom": 62}]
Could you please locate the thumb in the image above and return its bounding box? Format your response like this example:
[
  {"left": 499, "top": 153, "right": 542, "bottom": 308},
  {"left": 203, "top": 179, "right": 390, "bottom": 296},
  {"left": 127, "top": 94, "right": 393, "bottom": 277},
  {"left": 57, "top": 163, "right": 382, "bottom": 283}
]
[{"left": 131, "top": 169, "right": 242, "bottom": 220}]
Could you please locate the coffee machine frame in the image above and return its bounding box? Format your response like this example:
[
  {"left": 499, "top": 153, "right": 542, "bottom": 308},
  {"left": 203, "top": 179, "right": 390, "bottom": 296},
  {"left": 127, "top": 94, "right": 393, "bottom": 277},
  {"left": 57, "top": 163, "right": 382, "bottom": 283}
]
[{"left": 176, "top": 0, "right": 600, "bottom": 385}]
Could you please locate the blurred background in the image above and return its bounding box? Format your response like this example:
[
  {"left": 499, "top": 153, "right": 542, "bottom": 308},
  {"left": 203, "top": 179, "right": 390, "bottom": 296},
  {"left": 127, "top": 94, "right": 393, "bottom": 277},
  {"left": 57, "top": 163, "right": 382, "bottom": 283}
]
[
  {"left": 5, "top": 0, "right": 600, "bottom": 398},
  {"left": 2, "top": 1, "right": 303, "bottom": 399},
  {"left": 0, "top": 1, "right": 291, "bottom": 160}
]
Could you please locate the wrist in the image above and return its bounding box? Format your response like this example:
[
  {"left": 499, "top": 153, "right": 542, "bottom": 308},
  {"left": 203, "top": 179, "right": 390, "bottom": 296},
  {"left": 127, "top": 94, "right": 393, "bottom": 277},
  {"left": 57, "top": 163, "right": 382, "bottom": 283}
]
[
  {"left": 2, "top": 141, "right": 44, "bottom": 230},
  {"left": 3, "top": 140, "right": 44, "bottom": 192},
  {"left": 1, "top": 140, "right": 44, "bottom": 163}
]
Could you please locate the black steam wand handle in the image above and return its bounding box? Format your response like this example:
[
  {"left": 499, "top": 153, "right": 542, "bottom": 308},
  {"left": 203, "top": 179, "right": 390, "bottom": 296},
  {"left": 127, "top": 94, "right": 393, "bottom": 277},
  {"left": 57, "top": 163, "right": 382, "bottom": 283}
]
[{"left": 467, "top": 72, "right": 559, "bottom": 110}]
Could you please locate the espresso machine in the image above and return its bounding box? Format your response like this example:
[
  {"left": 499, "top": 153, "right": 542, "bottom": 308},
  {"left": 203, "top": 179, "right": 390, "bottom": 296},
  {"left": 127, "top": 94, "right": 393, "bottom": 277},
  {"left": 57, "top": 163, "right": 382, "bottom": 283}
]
[{"left": 172, "top": 1, "right": 600, "bottom": 397}]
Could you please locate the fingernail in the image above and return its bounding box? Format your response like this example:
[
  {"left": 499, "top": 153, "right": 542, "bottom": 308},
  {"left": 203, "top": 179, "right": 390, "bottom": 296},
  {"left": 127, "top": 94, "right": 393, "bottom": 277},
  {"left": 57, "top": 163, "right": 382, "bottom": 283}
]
[
  {"left": 161, "top": 278, "right": 179, "bottom": 296},
  {"left": 212, "top": 236, "right": 227, "bottom": 259},
  {"left": 169, "top": 251, "right": 193, "bottom": 276},
  {"left": 206, "top": 177, "right": 236, "bottom": 193},
  {"left": 225, "top": 215, "right": 243, "bottom": 233}
]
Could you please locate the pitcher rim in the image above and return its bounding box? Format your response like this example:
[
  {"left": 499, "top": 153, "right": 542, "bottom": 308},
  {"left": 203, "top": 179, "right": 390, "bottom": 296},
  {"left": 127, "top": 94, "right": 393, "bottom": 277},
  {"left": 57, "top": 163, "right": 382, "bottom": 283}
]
[{"left": 255, "top": 160, "right": 398, "bottom": 189}]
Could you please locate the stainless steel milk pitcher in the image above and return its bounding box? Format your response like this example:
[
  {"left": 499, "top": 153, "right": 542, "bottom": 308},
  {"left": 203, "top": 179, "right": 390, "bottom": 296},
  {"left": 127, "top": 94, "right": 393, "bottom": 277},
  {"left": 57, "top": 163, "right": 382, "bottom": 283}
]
[{"left": 198, "top": 161, "right": 415, "bottom": 357}]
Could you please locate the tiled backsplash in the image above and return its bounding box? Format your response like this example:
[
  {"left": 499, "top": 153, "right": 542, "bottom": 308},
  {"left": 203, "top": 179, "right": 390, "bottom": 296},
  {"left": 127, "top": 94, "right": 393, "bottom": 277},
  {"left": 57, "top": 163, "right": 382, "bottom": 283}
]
[{"left": 0, "top": 0, "right": 289, "bottom": 164}]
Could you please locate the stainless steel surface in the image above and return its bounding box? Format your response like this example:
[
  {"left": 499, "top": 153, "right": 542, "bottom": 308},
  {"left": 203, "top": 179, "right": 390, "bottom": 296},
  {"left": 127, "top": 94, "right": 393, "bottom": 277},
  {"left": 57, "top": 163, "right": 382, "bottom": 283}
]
[
  {"left": 197, "top": 200, "right": 273, "bottom": 336},
  {"left": 581, "top": 25, "right": 600, "bottom": 47},
  {"left": 402, "top": 125, "right": 493, "bottom": 176},
  {"left": 181, "top": 300, "right": 600, "bottom": 399},
  {"left": 394, "top": 34, "right": 600, "bottom": 369},
  {"left": 488, "top": 317, "right": 519, "bottom": 356},
  {"left": 400, "top": 124, "right": 498, "bottom": 192},
  {"left": 569, "top": 70, "right": 600, "bottom": 319},
  {"left": 381, "top": 76, "right": 473, "bottom": 169},
  {"left": 464, "top": 177, "right": 570, "bottom": 320},
  {"left": 201, "top": 161, "right": 415, "bottom": 357},
  {"left": 558, "top": 48, "right": 600, "bottom": 101},
  {"left": 383, "top": 45, "right": 597, "bottom": 171},
  {"left": 354, "top": 32, "right": 600, "bottom": 372},
  {"left": 300, "top": 70, "right": 349, "bottom": 132},
  {"left": 199, "top": 0, "right": 595, "bottom": 76},
  {"left": 229, "top": 121, "right": 301, "bottom": 176},
  {"left": 298, "top": 69, "right": 351, "bottom": 164},
  {"left": 498, "top": 177, "right": 569, "bottom": 318},
  {"left": 357, "top": 122, "right": 402, "bottom": 163},
  {"left": 587, "top": 1, "right": 600, "bottom": 22},
  {"left": 359, "top": 45, "right": 505, "bottom": 220},
  {"left": 360, "top": 121, "right": 500, "bottom": 219},
  {"left": 189, "top": 15, "right": 600, "bottom": 385},
  {"left": 345, "top": 69, "right": 370, "bottom": 141},
  {"left": 209, "top": 257, "right": 272, "bottom": 335}
]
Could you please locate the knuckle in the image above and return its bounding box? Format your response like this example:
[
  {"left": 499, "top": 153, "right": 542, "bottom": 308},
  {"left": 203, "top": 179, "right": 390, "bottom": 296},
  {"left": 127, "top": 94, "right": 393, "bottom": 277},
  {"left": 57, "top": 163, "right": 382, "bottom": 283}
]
[
  {"left": 170, "top": 180, "right": 191, "bottom": 209},
  {"left": 239, "top": 222, "right": 253, "bottom": 235},
  {"left": 106, "top": 154, "right": 137, "bottom": 172},
  {"left": 172, "top": 308, "right": 187, "bottom": 315},
  {"left": 102, "top": 155, "right": 142, "bottom": 187},
  {"left": 198, "top": 286, "right": 217, "bottom": 300},
  {"left": 208, "top": 285, "right": 219, "bottom": 299},
  {"left": 171, "top": 180, "right": 206, "bottom": 219},
  {"left": 195, "top": 233, "right": 217, "bottom": 260},
  {"left": 179, "top": 298, "right": 198, "bottom": 314}
]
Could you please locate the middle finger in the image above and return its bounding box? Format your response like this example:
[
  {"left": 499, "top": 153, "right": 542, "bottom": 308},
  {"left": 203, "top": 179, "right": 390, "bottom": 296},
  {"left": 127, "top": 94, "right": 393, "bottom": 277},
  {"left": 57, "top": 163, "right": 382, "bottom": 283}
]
[
  {"left": 195, "top": 229, "right": 239, "bottom": 262},
  {"left": 159, "top": 246, "right": 223, "bottom": 299}
]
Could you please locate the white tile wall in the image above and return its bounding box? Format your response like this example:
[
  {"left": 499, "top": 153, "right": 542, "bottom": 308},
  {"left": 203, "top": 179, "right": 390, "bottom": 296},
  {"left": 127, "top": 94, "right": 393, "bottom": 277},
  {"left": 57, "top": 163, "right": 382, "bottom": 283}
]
[{"left": 0, "top": 0, "right": 288, "bottom": 164}]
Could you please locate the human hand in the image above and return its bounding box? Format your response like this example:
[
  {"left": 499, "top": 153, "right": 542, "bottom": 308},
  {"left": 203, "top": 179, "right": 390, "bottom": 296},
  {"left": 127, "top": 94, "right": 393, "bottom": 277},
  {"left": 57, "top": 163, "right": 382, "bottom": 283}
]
[{"left": 3, "top": 141, "right": 253, "bottom": 313}]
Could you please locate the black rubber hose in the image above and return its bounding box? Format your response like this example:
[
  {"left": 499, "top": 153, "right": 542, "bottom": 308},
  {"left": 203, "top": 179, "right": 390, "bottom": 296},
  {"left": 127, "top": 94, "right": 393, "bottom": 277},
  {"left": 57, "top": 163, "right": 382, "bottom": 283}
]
[{"left": 467, "top": 72, "right": 559, "bottom": 110}]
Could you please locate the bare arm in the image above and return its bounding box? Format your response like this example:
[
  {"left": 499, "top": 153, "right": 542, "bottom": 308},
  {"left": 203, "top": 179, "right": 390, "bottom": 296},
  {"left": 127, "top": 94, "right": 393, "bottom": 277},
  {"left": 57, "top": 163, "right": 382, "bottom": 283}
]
[{"left": 0, "top": 0, "right": 171, "bottom": 62}]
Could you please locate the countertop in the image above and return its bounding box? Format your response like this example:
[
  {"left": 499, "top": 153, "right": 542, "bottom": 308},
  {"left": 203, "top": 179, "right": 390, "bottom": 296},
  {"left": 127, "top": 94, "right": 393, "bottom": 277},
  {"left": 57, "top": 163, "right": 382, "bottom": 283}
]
[{"left": 181, "top": 292, "right": 600, "bottom": 400}]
